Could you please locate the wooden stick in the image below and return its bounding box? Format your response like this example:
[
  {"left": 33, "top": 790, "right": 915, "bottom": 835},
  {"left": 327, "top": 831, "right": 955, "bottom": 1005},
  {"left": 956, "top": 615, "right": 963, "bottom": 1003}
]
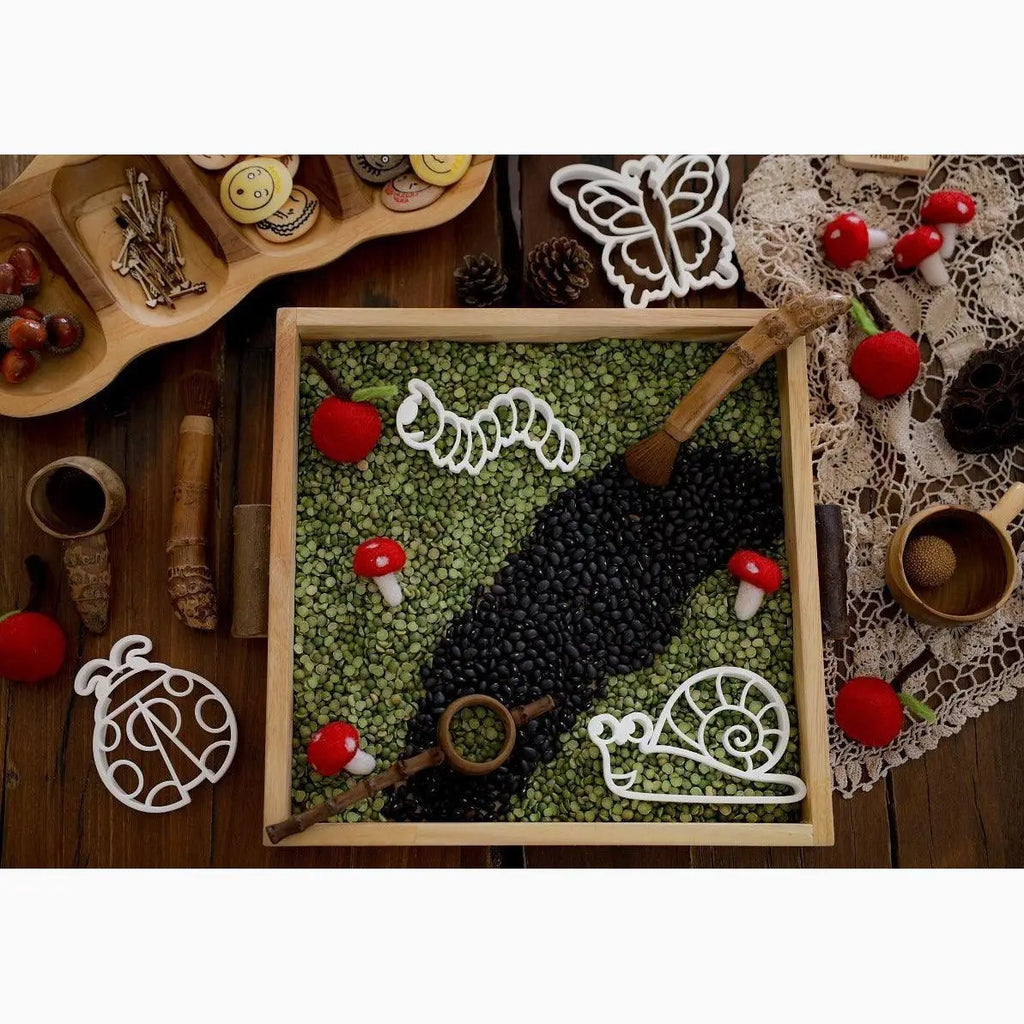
[
  {"left": 265, "top": 694, "right": 556, "bottom": 844},
  {"left": 814, "top": 504, "right": 850, "bottom": 641},
  {"left": 167, "top": 373, "right": 218, "bottom": 630},
  {"left": 625, "top": 293, "right": 851, "bottom": 485}
]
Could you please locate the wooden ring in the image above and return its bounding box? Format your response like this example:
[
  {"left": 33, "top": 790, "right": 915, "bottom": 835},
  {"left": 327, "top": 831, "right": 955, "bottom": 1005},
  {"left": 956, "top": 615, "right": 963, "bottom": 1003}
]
[{"left": 437, "top": 694, "right": 518, "bottom": 776}]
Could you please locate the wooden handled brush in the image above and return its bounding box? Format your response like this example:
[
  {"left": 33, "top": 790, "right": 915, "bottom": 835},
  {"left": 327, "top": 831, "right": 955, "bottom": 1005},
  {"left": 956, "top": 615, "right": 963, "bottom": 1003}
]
[
  {"left": 625, "top": 292, "right": 851, "bottom": 486},
  {"left": 167, "top": 371, "right": 218, "bottom": 630}
]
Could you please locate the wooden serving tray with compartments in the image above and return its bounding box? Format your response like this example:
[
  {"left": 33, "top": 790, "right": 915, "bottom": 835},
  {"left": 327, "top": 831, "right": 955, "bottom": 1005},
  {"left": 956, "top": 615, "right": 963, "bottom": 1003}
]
[
  {"left": 263, "top": 306, "right": 835, "bottom": 847},
  {"left": 0, "top": 155, "right": 493, "bottom": 418}
]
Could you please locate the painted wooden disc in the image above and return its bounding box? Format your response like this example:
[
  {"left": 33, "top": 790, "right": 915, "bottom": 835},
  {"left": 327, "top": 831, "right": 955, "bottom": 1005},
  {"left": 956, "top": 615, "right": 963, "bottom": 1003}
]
[
  {"left": 409, "top": 155, "right": 471, "bottom": 187},
  {"left": 381, "top": 173, "right": 445, "bottom": 212},
  {"left": 219, "top": 158, "right": 293, "bottom": 224},
  {"left": 255, "top": 185, "right": 321, "bottom": 243}
]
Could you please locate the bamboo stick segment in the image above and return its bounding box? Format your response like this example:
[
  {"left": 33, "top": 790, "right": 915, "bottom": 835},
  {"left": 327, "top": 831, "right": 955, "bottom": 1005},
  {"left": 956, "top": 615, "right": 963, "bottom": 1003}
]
[{"left": 167, "top": 413, "right": 217, "bottom": 630}]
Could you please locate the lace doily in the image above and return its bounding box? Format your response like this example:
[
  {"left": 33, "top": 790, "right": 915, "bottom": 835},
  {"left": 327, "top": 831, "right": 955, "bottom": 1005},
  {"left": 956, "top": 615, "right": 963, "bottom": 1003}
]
[{"left": 734, "top": 156, "right": 1024, "bottom": 797}]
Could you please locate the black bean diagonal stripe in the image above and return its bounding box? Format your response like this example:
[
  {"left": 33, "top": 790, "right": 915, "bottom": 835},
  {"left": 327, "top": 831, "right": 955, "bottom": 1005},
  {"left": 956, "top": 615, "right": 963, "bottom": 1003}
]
[{"left": 384, "top": 443, "right": 784, "bottom": 823}]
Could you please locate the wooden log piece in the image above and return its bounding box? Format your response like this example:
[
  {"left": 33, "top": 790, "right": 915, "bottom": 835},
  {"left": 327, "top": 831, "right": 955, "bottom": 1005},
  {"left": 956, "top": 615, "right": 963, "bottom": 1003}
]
[
  {"left": 231, "top": 504, "right": 271, "bottom": 638},
  {"left": 815, "top": 503, "right": 850, "bottom": 640}
]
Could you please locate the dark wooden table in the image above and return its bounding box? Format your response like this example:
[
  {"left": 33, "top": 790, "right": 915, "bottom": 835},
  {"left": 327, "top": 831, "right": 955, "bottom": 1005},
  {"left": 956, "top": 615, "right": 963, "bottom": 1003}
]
[{"left": 1, "top": 155, "right": 1021, "bottom": 868}]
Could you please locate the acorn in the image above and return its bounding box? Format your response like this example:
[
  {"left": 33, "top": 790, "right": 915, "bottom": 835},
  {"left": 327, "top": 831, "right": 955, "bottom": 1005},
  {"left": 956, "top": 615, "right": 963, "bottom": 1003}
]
[
  {"left": 0, "top": 262, "right": 23, "bottom": 315},
  {"left": 7, "top": 245, "right": 42, "bottom": 299},
  {"left": 903, "top": 534, "right": 957, "bottom": 590},
  {"left": 1, "top": 348, "right": 39, "bottom": 383},
  {"left": 44, "top": 312, "right": 84, "bottom": 355}
]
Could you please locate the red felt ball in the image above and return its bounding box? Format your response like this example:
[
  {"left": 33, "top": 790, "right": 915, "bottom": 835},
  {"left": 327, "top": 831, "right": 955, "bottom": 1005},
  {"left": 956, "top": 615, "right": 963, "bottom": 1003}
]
[
  {"left": 850, "top": 330, "right": 921, "bottom": 399},
  {"left": 0, "top": 610, "right": 67, "bottom": 683},
  {"left": 310, "top": 395, "right": 382, "bottom": 463},
  {"left": 834, "top": 676, "right": 904, "bottom": 747}
]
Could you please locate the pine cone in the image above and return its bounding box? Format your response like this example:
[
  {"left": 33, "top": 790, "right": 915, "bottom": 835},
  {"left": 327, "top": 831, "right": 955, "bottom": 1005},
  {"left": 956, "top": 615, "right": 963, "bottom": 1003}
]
[
  {"left": 455, "top": 254, "right": 508, "bottom": 307},
  {"left": 526, "top": 236, "right": 593, "bottom": 305}
]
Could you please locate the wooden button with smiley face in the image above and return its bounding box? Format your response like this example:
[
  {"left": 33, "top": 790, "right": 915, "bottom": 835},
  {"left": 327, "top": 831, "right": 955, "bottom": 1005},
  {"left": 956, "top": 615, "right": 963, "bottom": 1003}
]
[
  {"left": 255, "top": 185, "right": 321, "bottom": 243},
  {"left": 381, "top": 173, "right": 445, "bottom": 212},
  {"left": 409, "top": 155, "right": 472, "bottom": 187},
  {"left": 219, "top": 158, "right": 293, "bottom": 224},
  {"left": 350, "top": 155, "right": 411, "bottom": 184},
  {"left": 190, "top": 155, "right": 239, "bottom": 171}
]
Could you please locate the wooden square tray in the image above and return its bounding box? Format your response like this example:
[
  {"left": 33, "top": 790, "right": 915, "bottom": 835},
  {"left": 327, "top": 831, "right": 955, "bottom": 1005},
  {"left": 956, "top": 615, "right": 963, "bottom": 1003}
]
[{"left": 265, "top": 307, "right": 834, "bottom": 847}]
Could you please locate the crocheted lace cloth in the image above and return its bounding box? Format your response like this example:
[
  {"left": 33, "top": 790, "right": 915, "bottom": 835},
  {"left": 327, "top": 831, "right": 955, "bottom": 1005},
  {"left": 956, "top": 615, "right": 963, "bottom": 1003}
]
[{"left": 734, "top": 155, "right": 1024, "bottom": 796}]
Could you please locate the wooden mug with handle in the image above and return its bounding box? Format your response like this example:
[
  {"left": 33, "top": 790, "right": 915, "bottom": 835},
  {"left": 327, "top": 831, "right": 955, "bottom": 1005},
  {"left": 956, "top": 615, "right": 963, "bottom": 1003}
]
[{"left": 886, "top": 483, "right": 1024, "bottom": 627}]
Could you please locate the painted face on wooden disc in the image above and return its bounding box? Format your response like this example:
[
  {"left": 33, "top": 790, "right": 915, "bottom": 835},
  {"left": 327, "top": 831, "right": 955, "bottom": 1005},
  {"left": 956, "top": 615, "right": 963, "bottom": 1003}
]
[
  {"left": 220, "top": 158, "right": 292, "bottom": 223},
  {"left": 381, "top": 173, "right": 444, "bottom": 212},
  {"left": 189, "top": 155, "right": 239, "bottom": 170},
  {"left": 409, "top": 155, "right": 471, "bottom": 186},
  {"left": 350, "top": 155, "right": 411, "bottom": 184},
  {"left": 255, "top": 185, "right": 321, "bottom": 243}
]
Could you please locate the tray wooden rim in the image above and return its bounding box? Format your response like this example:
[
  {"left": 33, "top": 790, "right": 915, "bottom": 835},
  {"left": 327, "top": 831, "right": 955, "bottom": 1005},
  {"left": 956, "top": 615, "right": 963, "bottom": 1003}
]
[{"left": 265, "top": 307, "right": 834, "bottom": 847}]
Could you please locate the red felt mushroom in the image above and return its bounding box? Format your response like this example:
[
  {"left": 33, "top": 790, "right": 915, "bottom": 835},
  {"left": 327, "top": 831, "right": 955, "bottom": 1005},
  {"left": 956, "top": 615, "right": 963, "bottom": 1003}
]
[
  {"left": 921, "top": 190, "right": 976, "bottom": 259},
  {"left": 848, "top": 297, "right": 921, "bottom": 399},
  {"left": 727, "top": 550, "right": 782, "bottom": 620},
  {"left": 306, "top": 720, "right": 377, "bottom": 776},
  {"left": 353, "top": 536, "right": 407, "bottom": 607},
  {"left": 892, "top": 225, "right": 948, "bottom": 287},
  {"left": 821, "top": 212, "right": 889, "bottom": 269}
]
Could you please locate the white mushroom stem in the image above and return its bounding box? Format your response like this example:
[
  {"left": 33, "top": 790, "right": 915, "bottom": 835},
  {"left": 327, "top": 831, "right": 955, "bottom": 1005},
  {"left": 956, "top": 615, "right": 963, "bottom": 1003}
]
[
  {"left": 918, "top": 251, "right": 949, "bottom": 287},
  {"left": 373, "top": 573, "right": 403, "bottom": 607},
  {"left": 346, "top": 748, "right": 377, "bottom": 775},
  {"left": 734, "top": 580, "right": 766, "bottom": 620},
  {"left": 935, "top": 223, "right": 958, "bottom": 259},
  {"left": 868, "top": 229, "right": 889, "bottom": 250}
]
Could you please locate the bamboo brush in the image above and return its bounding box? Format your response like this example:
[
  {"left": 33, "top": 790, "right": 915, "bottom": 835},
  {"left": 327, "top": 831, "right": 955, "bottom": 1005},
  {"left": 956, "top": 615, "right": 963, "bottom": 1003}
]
[
  {"left": 167, "top": 371, "right": 218, "bottom": 630},
  {"left": 625, "top": 292, "right": 851, "bottom": 486}
]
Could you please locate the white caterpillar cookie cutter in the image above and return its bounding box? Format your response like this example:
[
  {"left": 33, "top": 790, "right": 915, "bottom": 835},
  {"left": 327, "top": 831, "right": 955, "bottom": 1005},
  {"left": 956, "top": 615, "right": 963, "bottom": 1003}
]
[
  {"left": 588, "top": 666, "right": 806, "bottom": 805},
  {"left": 74, "top": 634, "right": 238, "bottom": 813},
  {"left": 395, "top": 378, "right": 581, "bottom": 475}
]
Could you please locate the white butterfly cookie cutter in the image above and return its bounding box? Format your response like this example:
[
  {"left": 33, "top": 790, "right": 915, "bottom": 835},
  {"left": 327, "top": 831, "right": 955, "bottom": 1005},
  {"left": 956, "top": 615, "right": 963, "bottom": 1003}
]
[
  {"left": 587, "top": 665, "right": 806, "bottom": 805},
  {"left": 550, "top": 154, "right": 738, "bottom": 309},
  {"left": 396, "top": 378, "right": 581, "bottom": 476}
]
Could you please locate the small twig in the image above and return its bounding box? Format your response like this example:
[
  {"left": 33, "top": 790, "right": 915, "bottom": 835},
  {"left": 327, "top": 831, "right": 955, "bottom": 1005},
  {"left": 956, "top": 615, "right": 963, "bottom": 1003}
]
[{"left": 303, "top": 354, "right": 352, "bottom": 400}]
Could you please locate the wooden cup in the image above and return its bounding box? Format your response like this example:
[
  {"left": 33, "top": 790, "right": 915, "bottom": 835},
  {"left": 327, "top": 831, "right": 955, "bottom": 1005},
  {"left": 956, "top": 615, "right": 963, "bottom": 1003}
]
[
  {"left": 25, "top": 456, "right": 126, "bottom": 633},
  {"left": 885, "top": 483, "right": 1024, "bottom": 627}
]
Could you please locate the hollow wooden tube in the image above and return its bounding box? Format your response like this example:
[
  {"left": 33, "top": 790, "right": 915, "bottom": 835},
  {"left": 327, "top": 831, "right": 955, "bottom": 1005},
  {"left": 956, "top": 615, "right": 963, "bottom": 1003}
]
[
  {"left": 231, "top": 504, "right": 271, "bottom": 638},
  {"left": 167, "top": 413, "right": 217, "bottom": 630}
]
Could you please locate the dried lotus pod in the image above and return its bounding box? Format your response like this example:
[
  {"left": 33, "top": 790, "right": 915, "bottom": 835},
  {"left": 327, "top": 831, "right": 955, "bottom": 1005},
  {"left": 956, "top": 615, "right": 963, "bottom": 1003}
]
[
  {"left": 940, "top": 345, "right": 1024, "bottom": 454},
  {"left": 63, "top": 533, "right": 111, "bottom": 634}
]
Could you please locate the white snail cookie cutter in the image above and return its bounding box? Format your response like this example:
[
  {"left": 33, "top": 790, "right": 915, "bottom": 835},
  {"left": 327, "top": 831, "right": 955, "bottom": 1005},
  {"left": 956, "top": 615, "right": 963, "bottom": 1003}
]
[
  {"left": 74, "top": 634, "right": 238, "bottom": 814},
  {"left": 550, "top": 154, "right": 738, "bottom": 309},
  {"left": 395, "top": 378, "right": 581, "bottom": 476},
  {"left": 587, "top": 666, "right": 806, "bottom": 805}
]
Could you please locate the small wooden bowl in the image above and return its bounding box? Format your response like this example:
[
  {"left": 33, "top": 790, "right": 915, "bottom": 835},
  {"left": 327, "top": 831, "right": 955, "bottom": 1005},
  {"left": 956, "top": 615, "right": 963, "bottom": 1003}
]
[{"left": 886, "top": 483, "right": 1024, "bottom": 627}]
